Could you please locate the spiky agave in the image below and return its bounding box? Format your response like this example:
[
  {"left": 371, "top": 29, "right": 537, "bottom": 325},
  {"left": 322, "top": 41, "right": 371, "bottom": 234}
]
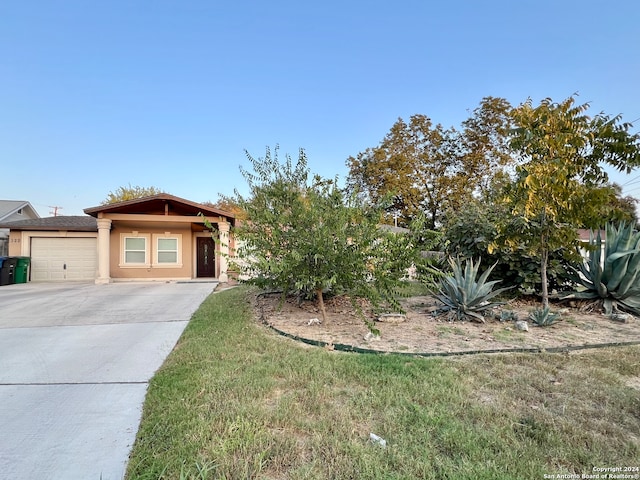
[
  {"left": 435, "top": 258, "right": 512, "bottom": 323},
  {"left": 529, "top": 306, "right": 561, "bottom": 326},
  {"left": 566, "top": 222, "right": 640, "bottom": 315}
]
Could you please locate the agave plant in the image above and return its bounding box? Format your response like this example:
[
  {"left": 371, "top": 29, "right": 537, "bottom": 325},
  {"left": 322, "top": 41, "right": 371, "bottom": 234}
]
[
  {"left": 565, "top": 222, "right": 640, "bottom": 315},
  {"left": 529, "top": 306, "right": 560, "bottom": 326},
  {"left": 435, "top": 258, "right": 512, "bottom": 323}
]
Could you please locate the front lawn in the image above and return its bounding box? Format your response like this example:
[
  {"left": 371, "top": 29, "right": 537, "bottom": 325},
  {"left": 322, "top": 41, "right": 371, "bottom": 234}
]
[{"left": 126, "top": 287, "right": 640, "bottom": 479}]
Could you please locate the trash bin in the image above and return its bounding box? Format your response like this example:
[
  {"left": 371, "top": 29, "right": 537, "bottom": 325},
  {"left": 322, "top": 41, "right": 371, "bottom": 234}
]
[
  {"left": 14, "top": 256, "right": 31, "bottom": 284},
  {"left": 0, "top": 257, "right": 17, "bottom": 285}
]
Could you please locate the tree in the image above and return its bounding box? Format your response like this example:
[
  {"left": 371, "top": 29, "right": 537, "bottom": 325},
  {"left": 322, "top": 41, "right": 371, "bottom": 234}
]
[
  {"left": 201, "top": 197, "right": 245, "bottom": 218},
  {"left": 584, "top": 183, "right": 638, "bottom": 227},
  {"left": 346, "top": 98, "right": 516, "bottom": 229},
  {"left": 101, "top": 184, "right": 164, "bottom": 204},
  {"left": 459, "top": 96, "right": 516, "bottom": 199},
  {"left": 233, "top": 146, "right": 419, "bottom": 323},
  {"left": 506, "top": 96, "right": 640, "bottom": 307},
  {"left": 346, "top": 115, "right": 460, "bottom": 228}
]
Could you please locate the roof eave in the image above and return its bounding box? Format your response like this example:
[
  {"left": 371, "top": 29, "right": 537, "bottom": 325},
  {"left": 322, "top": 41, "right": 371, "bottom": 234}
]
[{"left": 84, "top": 193, "right": 235, "bottom": 219}]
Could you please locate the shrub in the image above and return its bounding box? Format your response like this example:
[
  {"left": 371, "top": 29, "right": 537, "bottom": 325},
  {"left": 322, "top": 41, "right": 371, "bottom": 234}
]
[
  {"left": 232, "top": 146, "right": 421, "bottom": 322},
  {"left": 443, "top": 202, "right": 577, "bottom": 294}
]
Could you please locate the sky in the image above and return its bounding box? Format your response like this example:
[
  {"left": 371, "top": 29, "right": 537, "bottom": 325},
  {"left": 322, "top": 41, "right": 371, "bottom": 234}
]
[{"left": 1, "top": 0, "right": 640, "bottom": 216}]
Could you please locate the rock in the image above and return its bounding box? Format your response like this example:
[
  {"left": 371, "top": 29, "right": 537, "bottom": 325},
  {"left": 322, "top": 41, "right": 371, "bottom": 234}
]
[
  {"left": 515, "top": 320, "right": 529, "bottom": 332},
  {"left": 364, "top": 331, "right": 381, "bottom": 341},
  {"left": 378, "top": 313, "right": 407, "bottom": 323},
  {"left": 307, "top": 318, "right": 321, "bottom": 326},
  {"left": 609, "top": 313, "right": 630, "bottom": 323}
]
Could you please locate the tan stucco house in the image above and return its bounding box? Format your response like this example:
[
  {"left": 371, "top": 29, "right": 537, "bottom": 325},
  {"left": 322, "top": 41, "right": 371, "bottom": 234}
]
[{"left": 0, "top": 194, "right": 235, "bottom": 283}]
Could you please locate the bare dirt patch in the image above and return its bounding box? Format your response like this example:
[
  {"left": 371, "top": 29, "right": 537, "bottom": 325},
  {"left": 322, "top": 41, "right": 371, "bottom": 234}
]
[{"left": 256, "top": 293, "right": 640, "bottom": 355}]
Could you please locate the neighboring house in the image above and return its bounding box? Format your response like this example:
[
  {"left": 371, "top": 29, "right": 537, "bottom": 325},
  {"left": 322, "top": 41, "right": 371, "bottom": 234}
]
[
  {"left": 0, "top": 200, "right": 40, "bottom": 256},
  {"left": 577, "top": 228, "right": 606, "bottom": 268},
  {"left": 0, "top": 194, "right": 235, "bottom": 283}
]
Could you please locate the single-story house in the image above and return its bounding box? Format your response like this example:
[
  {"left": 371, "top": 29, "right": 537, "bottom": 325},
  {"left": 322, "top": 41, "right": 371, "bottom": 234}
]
[
  {"left": 0, "top": 194, "right": 235, "bottom": 283},
  {"left": 0, "top": 200, "right": 40, "bottom": 256}
]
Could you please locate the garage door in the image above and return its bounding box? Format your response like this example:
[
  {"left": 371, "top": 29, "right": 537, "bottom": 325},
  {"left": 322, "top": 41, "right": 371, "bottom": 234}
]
[{"left": 30, "top": 237, "right": 97, "bottom": 281}]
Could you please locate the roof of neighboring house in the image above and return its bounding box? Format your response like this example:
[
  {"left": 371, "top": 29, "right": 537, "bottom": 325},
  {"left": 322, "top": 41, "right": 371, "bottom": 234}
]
[
  {"left": 577, "top": 229, "right": 606, "bottom": 242},
  {"left": 84, "top": 193, "right": 236, "bottom": 222},
  {"left": 0, "top": 200, "right": 40, "bottom": 222},
  {"left": 0, "top": 216, "right": 97, "bottom": 231}
]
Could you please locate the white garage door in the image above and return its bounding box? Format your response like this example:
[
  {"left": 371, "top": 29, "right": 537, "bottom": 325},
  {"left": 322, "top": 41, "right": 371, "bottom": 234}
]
[{"left": 30, "top": 237, "right": 97, "bottom": 281}]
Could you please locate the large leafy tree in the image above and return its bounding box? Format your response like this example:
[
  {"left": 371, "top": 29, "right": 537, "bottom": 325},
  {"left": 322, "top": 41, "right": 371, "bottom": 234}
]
[
  {"left": 506, "top": 96, "right": 640, "bottom": 307},
  {"left": 346, "top": 98, "right": 516, "bottom": 229},
  {"left": 346, "top": 115, "right": 460, "bottom": 229},
  {"left": 459, "top": 96, "right": 515, "bottom": 199},
  {"left": 233, "top": 146, "right": 419, "bottom": 323},
  {"left": 101, "top": 184, "right": 164, "bottom": 204}
]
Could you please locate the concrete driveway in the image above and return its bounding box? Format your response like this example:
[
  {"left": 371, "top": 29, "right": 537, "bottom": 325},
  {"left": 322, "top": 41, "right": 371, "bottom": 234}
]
[{"left": 0, "top": 281, "right": 217, "bottom": 480}]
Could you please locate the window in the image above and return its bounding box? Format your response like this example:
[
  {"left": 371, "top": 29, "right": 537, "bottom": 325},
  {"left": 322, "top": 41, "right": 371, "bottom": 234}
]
[
  {"left": 152, "top": 233, "right": 182, "bottom": 267},
  {"left": 120, "top": 233, "right": 180, "bottom": 268},
  {"left": 157, "top": 238, "right": 178, "bottom": 264},
  {"left": 124, "top": 237, "right": 147, "bottom": 264}
]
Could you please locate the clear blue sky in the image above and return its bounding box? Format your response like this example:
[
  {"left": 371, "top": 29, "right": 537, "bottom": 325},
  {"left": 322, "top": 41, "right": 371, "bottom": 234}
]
[{"left": 2, "top": 0, "right": 639, "bottom": 216}]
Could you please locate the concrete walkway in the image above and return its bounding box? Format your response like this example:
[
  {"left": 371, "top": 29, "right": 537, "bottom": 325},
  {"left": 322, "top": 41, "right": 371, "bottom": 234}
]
[{"left": 0, "top": 281, "right": 216, "bottom": 480}]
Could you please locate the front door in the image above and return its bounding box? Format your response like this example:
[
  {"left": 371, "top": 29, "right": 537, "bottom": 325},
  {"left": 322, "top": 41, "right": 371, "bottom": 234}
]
[{"left": 196, "top": 237, "right": 216, "bottom": 278}]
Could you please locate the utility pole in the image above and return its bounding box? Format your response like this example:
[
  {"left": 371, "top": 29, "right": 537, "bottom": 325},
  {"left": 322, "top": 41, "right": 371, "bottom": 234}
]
[
  {"left": 392, "top": 211, "right": 399, "bottom": 228},
  {"left": 48, "top": 206, "right": 63, "bottom": 217}
]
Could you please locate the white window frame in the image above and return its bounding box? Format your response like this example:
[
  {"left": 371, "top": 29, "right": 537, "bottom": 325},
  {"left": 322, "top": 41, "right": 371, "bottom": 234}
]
[
  {"left": 152, "top": 233, "right": 182, "bottom": 268},
  {"left": 120, "top": 233, "right": 150, "bottom": 267}
]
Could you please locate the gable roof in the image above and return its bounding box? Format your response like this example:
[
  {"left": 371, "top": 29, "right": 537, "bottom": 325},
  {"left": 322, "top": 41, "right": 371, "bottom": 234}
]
[
  {"left": 84, "top": 193, "right": 235, "bottom": 222},
  {"left": 0, "top": 200, "right": 40, "bottom": 222},
  {"left": 0, "top": 215, "right": 97, "bottom": 231}
]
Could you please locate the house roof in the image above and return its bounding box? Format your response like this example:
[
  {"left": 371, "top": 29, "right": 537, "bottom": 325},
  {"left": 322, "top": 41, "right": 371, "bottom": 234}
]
[
  {"left": 84, "top": 193, "right": 236, "bottom": 222},
  {"left": 577, "top": 229, "right": 606, "bottom": 242},
  {"left": 0, "top": 216, "right": 97, "bottom": 231},
  {"left": 0, "top": 200, "right": 40, "bottom": 222}
]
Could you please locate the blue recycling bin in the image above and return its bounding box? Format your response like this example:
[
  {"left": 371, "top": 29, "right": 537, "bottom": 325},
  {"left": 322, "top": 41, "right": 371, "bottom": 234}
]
[{"left": 0, "top": 257, "right": 7, "bottom": 285}]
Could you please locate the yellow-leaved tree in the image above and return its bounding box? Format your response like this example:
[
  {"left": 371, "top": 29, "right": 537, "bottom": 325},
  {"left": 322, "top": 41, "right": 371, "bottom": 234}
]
[{"left": 506, "top": 96, "right": 640, "bottom": 308}]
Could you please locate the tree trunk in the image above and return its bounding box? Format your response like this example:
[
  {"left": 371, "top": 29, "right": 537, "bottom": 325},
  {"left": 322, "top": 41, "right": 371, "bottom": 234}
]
[
  {"left": 540, "top": 213, "right": 550, "bottom": 309},
  {"left": 540, "top": 246, "right": 549, "bottom": 309},
  {"left": 316, "top": 288, "right": 327, "bottom": 323}
]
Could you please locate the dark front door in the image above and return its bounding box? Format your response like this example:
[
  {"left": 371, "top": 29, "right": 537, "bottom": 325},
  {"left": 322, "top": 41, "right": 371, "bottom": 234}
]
[{"left": 196, "top": 237, "right": 216, "bottom": 278}]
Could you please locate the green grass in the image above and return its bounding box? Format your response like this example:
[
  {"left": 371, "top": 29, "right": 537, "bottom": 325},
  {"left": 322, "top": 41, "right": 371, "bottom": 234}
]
[
  {"left": 397, "top": 280, "right": 432, "bottom": 297},
  {"left": 435, "top": 325, "right": 466, "bottom": 338},
  {"left": 126, "top": 287, "right": 640, "bottom": 480}
]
